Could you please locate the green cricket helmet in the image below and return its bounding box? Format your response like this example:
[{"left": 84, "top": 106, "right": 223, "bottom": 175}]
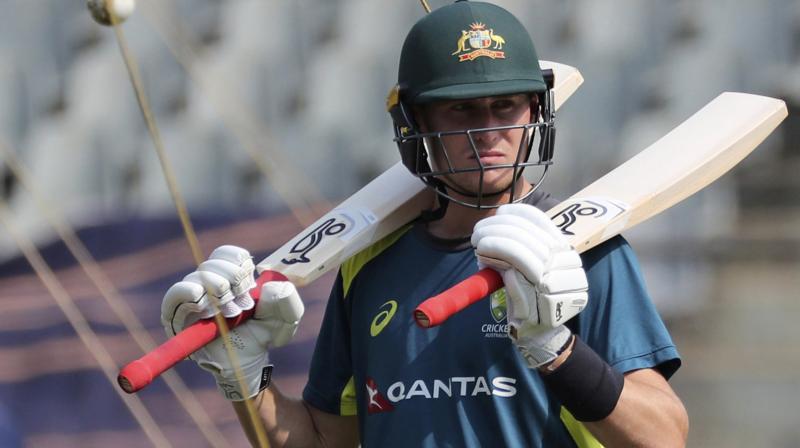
[{"left": 387, "top": 0, "right": 556, "bottom": 209}]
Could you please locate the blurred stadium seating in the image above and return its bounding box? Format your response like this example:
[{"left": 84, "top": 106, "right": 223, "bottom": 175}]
[{"left": 0, "top": 0, "right": 798, "bottom": 446}]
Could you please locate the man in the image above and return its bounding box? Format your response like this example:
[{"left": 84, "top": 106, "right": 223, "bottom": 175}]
[{"left": 161, "top": 1, "right": 688, "bottom": 446}]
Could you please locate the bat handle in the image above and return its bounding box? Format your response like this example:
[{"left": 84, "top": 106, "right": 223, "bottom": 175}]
[
  {"left": 413, "top": 268, "right": 504, "bottom": 328},
  {"left": 117, "top": 270, "right": 288, "bottom": 394}
]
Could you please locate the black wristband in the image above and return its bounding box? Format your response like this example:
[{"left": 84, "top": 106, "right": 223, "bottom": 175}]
[{"left": 540, "top": 336, "right": 624, "bottom": 422}]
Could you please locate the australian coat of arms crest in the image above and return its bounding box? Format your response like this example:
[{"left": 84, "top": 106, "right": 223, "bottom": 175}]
[{"left": 452, "top": 22, "right": 506, "bottom": 62}]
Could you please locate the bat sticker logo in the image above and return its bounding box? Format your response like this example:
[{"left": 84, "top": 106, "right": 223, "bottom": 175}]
[
  {"left": 550, "top": 198, "right": 628, "bottom": 236},
  {"left": 281, "top": 218, "right": 348, "bottom": 265}
]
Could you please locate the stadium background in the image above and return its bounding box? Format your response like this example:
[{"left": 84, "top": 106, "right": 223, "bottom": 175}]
[{"left": 0, "top": 0, "right": 798, "bottom": 446}]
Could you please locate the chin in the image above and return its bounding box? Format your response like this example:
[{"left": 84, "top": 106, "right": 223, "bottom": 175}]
[{"left": 445, "top": 171, "right": 518, "bottom": 197}]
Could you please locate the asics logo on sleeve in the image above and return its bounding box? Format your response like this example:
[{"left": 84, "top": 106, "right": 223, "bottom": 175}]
[{"left": 370, "top": 300, "right": 398, "bottom": 337}]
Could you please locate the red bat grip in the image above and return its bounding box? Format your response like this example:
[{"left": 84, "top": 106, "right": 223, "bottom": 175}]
[
  {"left": 414, "top": 268, "right": 503, "bottom": 328},
  {"left": 117, "top": 270, "right": 288, "bottom": 394}
]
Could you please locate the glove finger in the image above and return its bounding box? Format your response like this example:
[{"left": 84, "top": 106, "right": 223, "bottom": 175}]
[
  {"left": 161, "top": 281, "right": 208, "bottom": 336},
  {"left": 257, "top": 281, "right": 305, "bottom": 323},
  {"left": 233, "top": 294, "right": 255, "bottom": 311},
  {"left": 496, "top": 203, "right": 567, "bottom": 247},
  {"left": 541, "top": 265, "right": 589, "bottom": 294},
  {"left": 210, "top": 245, "right": 253, "bottom": 265},
  {"left": 476, "top": 255, "right": 512, "bottom": 271},
  {"left": 184, "top": 270, "right": 238, "bottom": 316},
  {"left": 473, "top": 214, "right": 554, "bottom": 250},
  {"left": 472, "top": 221, "right": 550, "bottom": 262},
  {"left": 475, "top": 235, "right": 545, "bottom": 284},
  {"left": 537, "top": 290, "right": 588, "bottom": 327},
  {"left": 549, "top": 249, "right": 584, "bottom": 272},
  {"left": 208, "top": 246, "right": 256, "bottom": 311},
  {"left": 209, "top": 245, "right": 257, "bottom": 294},
  {"left": 219, "top": 300, "right": 242, "bottom": 318},
  {"left": 200, "top": 259, "right": 255, "bottom": 298}
]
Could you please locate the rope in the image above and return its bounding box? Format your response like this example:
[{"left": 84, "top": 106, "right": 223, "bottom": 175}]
[{"left": 108, "top": 9, "right": 270, "bottom": 447}]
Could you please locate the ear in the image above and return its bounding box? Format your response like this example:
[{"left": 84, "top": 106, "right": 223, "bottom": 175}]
[
  {"left": 387, "top": 85, "right": 434, "bottom": 178},
  {"left": 412, "top": 104, "right": 430, "bottom": 132},
  {"left": 530, "top": 94, "right": 541, "bottom": 121}
]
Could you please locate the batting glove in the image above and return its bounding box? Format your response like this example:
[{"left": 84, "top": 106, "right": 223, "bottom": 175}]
[
  {"left": 472, "top": 204, "right": 588, "bottom": 368},
  {"left": 161, "top": 245, "right": 304, "bottom": 400}
]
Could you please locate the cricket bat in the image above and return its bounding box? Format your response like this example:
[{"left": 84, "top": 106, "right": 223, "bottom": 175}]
[
  {"left": 414, "top": 91, "right": 788, "bottom": 328},
  {"left": 117, "top": 61, "right": 585, "bottom": 393}
]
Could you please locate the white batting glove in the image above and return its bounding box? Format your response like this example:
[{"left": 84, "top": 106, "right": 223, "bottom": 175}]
[
  {"left": 160, "top": 245, "right": 304, "bottom": 401},
  {"left": 472, "top": 204, "right": 588, "bottom": 368}
]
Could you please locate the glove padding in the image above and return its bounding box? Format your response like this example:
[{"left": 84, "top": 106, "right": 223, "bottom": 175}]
[
  {"left": 472, "top": 204, "right": 588, "bottom": 368},
  {"left": 161, "top": 245, "right": 304, "bottom": 400}
]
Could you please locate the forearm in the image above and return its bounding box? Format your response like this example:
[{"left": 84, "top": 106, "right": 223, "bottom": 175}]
[
  {"left": 232, "top": 383, "right": 332, "bottom": 448},
  {"left": 583, "top": 370, "right": 689, "bottom": 447},
  {"left": 538, "top": 337, "right": 687, "bottom": 447}
]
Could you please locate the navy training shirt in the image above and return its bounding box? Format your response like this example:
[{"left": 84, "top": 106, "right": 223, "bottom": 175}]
[{"left": 303, "top": 192, "right": 680, "bottom": 447}]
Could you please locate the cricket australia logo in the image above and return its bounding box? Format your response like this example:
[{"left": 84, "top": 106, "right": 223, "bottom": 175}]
[
  {"left": 281, "top": 217, "right": 347, "bottom": 265},
  {"left": 452, "top": 22, "right": 506, "bottom": 62},
  {"left": 482, "top": 289, "right": 509, "bottom": 338},
  {"left": 490, "top": 289, "right": 507, "bottom": 323}
]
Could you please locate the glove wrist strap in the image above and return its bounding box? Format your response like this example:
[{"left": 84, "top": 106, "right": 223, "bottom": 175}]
[
  {"left": 514, "top": 325, "right": 572, "bottom": 368},
  {"left": 539, "top": 334, "right": 575, "bottom": 373},
  {"left": 214, "top": 356, "right": 272, "bottom": 402}
]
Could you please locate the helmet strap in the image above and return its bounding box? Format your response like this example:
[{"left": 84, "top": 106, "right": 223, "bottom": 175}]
[{"left": 419, "top": 180, "right": 450, "bottom": 222}]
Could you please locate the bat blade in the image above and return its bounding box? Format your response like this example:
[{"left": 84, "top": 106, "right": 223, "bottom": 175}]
[
  {"left": 117, "top": 61, "right": 586, "bottom": 393},
  {"left": 256, "top": 162, "right": 432, "bottom": 286},
  {"left": 415, "top": 92, "right": 788, "bottom": 328},
  {"left": 540, "top": 60, "right": 584, "bottom": 110}
]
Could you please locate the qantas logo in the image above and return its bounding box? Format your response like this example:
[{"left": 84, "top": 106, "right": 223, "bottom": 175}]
[
  {"left": 366, "top": 377, "right": 395, "bottom": 414},
  {"left": 366, "top": 376, "right": 517, "bottom": 413}
]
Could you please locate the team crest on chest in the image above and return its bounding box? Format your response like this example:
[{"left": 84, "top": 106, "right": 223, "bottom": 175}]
[
  {"left": 481, "top": 289, "right": 509, "bottom": 338},
  {"left": 452, "top": 22, "right": 506, "bottom": 62},
  {"left": 490, "top": 288, "right": 508, "bottom": 323}
]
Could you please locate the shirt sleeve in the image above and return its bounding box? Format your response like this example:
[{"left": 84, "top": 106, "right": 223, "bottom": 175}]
[
  {"left": 569, "top": 236, "right": 681, "bottom": 379},
  {"left": 302, "top": 271, "right": 358, "bottom": 415}
]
